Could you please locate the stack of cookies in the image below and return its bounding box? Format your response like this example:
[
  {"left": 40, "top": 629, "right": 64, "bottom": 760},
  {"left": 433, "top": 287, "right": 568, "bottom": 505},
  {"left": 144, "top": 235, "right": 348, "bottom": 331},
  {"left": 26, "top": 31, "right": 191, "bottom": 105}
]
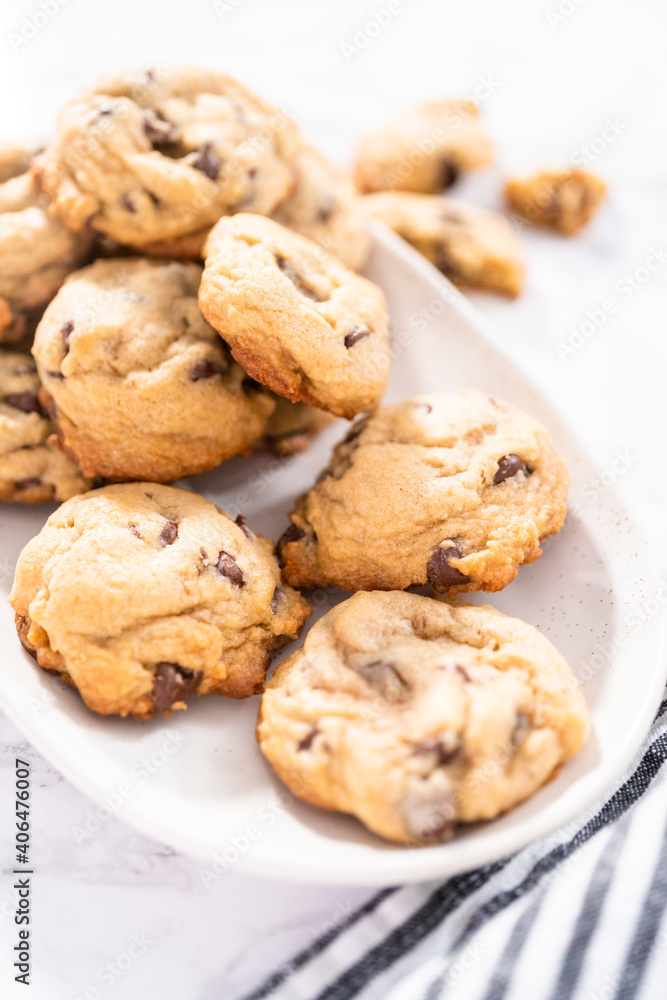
[{"left": 4, "top": 67, "right": 589, "bottom": 847}]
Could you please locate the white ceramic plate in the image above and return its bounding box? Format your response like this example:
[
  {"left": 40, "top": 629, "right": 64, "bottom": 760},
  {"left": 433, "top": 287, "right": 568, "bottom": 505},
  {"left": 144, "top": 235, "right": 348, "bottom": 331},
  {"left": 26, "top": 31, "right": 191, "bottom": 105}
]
[{"left": 1, "top": 224, "right": 665, "bottom": 886}]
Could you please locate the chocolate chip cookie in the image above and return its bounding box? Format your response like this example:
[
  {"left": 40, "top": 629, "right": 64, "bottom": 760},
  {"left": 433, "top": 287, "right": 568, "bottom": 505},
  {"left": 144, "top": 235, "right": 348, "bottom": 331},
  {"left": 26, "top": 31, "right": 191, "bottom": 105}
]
[
  {"left": 199, "top": 214, "right": 390, "bottom": 418},
  {"left": 32, "top": 257, "right": 276, "bottom": 482},
  {"left": 10, "top": 482, "right": 311, "bottom": 718},
  {"left": 0, "top": 350, "right": 90, "bottom": 503},
  {"left": 32, "top": 67, "right": 300, "bottom": 251},
  {"left": 364, "top": 192, "right": 525, "bottom": 297},
  {"left": 257, "top": 591, "right": 589, "bottom": 844},
  {"left": 273, "top": 144, "right": 370, "bottom": 271},
  {"left": 504, "top": 169, "right": 607, "bottom": 236},
  {"left": 354, "top": 100, "right": 494, "bottom": 195},
  {"left": 0, "top": 144, "right": 91, "bottom": 343},
  {"left": 278, "top": 392, "right": 568, "bottom": 595}
]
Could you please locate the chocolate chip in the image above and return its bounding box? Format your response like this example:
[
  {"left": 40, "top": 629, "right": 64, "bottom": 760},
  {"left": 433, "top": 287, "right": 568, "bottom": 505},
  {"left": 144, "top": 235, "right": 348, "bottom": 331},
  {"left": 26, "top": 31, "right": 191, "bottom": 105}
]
[
  {"left": 344, "top": 327, "right": 371, "bottom": 349},
  {"left": 199, "top": 547, "right": 208, "bottom": 561},
  {"left": 4, "top": 393, "right": 42, "bottom": 414},
  {"left": 511, "top": 712, "right": 531, "bottom": 749},
  {"left": 356, "top": 660, "right": 408, "bottom": 702},
  {"left": 15, "top": 477, "right": 41, "bottom": 490},
  {"left": 216, "top": 551, "right": 245, "bottom": 587},
  {"left": 317, "top": 195, "right": 335, "bottom": 223},
  {"left": 435, "top": 246, "right": 463, "bottom": 280},
  {"left": 61, "top": 320, "right": 74, "bottom": 353},
  {"left": 143, "top": 110, "right": 176, "bottom": 148},
  {"left": 153, "top": 662, "right": 203, "bottom": 713},
  {"left": 192, "top": 142, "right": 221, "bottom": 180},
  {"left": 190, "top": 359, "right": 222, "bottom": 381},
  {"left": 270, "top": 587, "right": 283, "bottom": 613},
  {"left": 494, "top": 454, "right": 531, "bottom": 484},
  {"left": 277, "top": 523, "right": 305, "bottom": 558},
  {"left": 160, "top": 520, "right": 178, "bottom": 546},
  {"left": 96, "top": 102, "right": 115, "bottom": 119},
  {"left": 275, "top": 255, "right": 322, "bottom": 302},
  {"left": 413, "top": 735, "right": 461, "bottom": 766},
  {"left": 235, "top": 514, "right": 251, "bottom": 538},
  {"left": 403, "top": 788, "right": 456, "bottom": 842},
  {"left": 46, "top": 371, "right": 65, "bottom": 380},
  {"left": 414, "top": 402, "right": 433, "bottom": 414},
  {"left": 427, "top": 541, "right": 471, "bottom": 592},
  {"left": 440, "top": 160, "right": 460, "bottom": 189},
  {"left": 297, "top": 728, "right": 319, "bottom": 751},
  {"left": 121, "top": 193, "right": 136, "bottom": 213},
  {"left": 452, "top": 664, "right": 471, "bottom": 683},
  {"left": 129, "top": 525, "right": 141, "bottom": 539},
  {"left": 148, "top": 191, "right": 161, "bottom": 208}
]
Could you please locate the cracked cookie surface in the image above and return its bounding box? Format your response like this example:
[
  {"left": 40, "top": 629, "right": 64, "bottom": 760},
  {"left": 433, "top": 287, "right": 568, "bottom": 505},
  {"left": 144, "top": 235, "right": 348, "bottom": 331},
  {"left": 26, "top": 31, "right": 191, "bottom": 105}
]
[
  {"left": 364, "top": 192, "right": 525, "bottom": 297},
  {"left": 0, "top": 144, "right": 91, "bottom": 343},
  {"left": 10, "top": 482, "right": 311, "bottom": 718},
  {"left": 354, "top": 100, "right": 494, "bottom": 195},
  {"left": 257, "top": 590, "right": 589, "bottom": 844},
  {"left": 33, "top": 67, "right": 300, "bottom": 250},
  {"left": 32, "top": 257, "right": 275, "bottom": 482},
  {"left": 278, "top": 391, "right": 569, "bottom": 594},
  {"left": 0, "top": 350, "right": 89, "bottom": 503},
  {"left": 199, "top": 213, "right": 390, "bottom": 418}
]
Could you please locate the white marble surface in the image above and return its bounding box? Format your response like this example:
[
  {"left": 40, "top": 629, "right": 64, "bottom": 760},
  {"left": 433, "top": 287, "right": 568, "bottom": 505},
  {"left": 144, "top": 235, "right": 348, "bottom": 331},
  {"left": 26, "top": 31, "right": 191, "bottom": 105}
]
[{"left": 0, "top": 0, "right": 666, "bottom": 996}]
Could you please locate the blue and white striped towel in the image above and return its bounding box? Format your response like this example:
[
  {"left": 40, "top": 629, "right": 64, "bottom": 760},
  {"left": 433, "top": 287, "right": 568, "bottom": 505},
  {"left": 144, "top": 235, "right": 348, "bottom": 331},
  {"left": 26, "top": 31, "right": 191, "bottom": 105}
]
[{"left": 240, "top": 696, "right": 667, "bottom": 1000}]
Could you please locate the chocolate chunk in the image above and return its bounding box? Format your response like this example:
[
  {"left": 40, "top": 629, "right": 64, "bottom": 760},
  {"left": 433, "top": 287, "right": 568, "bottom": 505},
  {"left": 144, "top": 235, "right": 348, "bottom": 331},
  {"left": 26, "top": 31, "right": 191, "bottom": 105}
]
[
  {"left": 494, "top": 454, "right": 531, "bottom": 484},
  {"left": 190, "top": 359, "right": 222, "bottom": 381},
  {"left": 270, "top": 587, "right": 283, "bottom": 613},
  {"left": 277, "top": 523, "right": 305, "bottom": 558},
  {"left": 403, "top": 788, "right": 456, "bottom": 842},
  {"left": 427, "top": 541, "right": 471, "bottom": 591},
  {"left": 153, "top": 662, "right": 203, "bottom": 713},
  {"left": 160, "top": 520, "right": 178, "bottom": 546},
  {"left": 275, "top": 255, "right": 322, "bottom": 302},
  {"left": 297, "top": 727, "right": 319, "bottom": 751},
  {"left": 15, "top": 477, "right": 41, "bottom": 490},
  {"left": 61, "top": 320, "right": 74, "bottom": 353},
  {"left": 413, "top": 735, "right": 461, "bottom": 766},
  {"left": 511, "top": 712, "right": 531, "bottom": 749},
  {"left": 192, "top": 142, "right": 221, "bottom": 180},
  {"left": 216, "top": 551, "right": 245, "bottom": 587},
  {"left": 143, "top": 110, "right": 176, "bottom": 148},
  {"left": 440, "top": 160, "right": 460, "bottom": 189},
  {"left": 317, "top": 194, "right": 336, "bottom": 223},
  {"left": 5, "top": 392, "right": 42, "bottom": 414},
  {"left": 121, "top": 193, "right": 136, "bottom": 213},
  {"left": 235, "top": 514, "right": 251, "bottom": 538},
  {"left": 344, "top": 327, "right": 371, "bottom": 349},
  {"left": 356, "top": 660, "right": 408, "bottom": 702}
]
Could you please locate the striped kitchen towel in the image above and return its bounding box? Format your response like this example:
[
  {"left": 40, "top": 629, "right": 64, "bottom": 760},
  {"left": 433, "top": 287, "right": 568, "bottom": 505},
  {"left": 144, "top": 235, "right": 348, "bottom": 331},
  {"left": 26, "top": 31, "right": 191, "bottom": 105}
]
[{"left": 241, "top": 695, "right": 667, "bottom": 1000}]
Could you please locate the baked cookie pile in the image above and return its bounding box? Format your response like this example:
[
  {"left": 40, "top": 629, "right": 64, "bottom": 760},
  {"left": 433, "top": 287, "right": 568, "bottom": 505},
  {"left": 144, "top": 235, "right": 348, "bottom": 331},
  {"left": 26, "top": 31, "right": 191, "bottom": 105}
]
[{"left": 5, "top": 67, "right": 589, "bottom": 847}]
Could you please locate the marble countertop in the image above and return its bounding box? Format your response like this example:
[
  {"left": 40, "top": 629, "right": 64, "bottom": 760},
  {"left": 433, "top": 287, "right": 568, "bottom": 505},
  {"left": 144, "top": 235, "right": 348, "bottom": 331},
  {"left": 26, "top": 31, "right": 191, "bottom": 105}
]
[{"left": 1, "top": 0, "right": 666, "bottom": 996}]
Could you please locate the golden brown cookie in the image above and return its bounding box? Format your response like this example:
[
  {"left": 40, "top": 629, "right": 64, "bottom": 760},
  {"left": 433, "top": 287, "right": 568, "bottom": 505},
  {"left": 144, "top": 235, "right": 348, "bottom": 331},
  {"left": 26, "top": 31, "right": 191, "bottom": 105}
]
[
  {"left": 0, "top": 144, "right": 91, "bottom": 344},
  {"left": 199, "top": 214, "right": 390, "bottom": 418},
  {"left": 0, "top": 350, "right": 90, "bottom": 503},
  {"left": 32, "top": 257, "right": 276, "bottom": 482},
  {"left": 504, "top": 169, "right": 606, "bottom": 236},
  {"left": 354, "top": 100, "right": 494, "bottom": 194},
  {"left": 33, "top": 67, "right": 300, "bottom": 250},
  {"left": 257, "top": 591, "right": 589, "bottom": 844},
  {"left": 10, "top": 483, "right": 311, "bottom": 718},
  {"left": 364, "top": 192, "right": 525, "bottom": 297},
  {"left": 279, "top": 392, "right": 568, "bottom": 595}
]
